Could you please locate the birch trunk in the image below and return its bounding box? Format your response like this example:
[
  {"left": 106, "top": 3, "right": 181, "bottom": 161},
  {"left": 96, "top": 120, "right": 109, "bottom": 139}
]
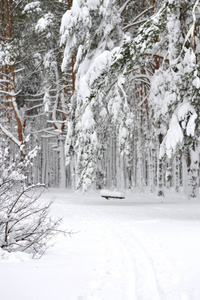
[{"left": 186, "top": 145, "right": 199, "bottom": 199}]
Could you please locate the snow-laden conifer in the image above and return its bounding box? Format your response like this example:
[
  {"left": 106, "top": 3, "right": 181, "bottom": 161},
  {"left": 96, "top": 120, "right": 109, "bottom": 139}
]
[{"left": 60, "top": 0, "right": 125, "bottom": 191}]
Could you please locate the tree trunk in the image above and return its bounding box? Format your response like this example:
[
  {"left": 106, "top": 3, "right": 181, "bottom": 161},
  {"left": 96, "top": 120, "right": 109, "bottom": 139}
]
[
  {"left": 175, "top": 155, "right": 180, "bottom": 193},
  {"left": 186, "top": 144, "right": 199, "bottom": 199},
  {"left": 58, "top": 136, "right": 66, "bottom": 188},
  {"left": 157, "top": 134, "right": 164, "bottom": 196},
  {"left": 0, "top": 0, "right": 24, "bottom": 152},
  {"left": 149, "top": 147, "right": 156, "bottom": 193}
]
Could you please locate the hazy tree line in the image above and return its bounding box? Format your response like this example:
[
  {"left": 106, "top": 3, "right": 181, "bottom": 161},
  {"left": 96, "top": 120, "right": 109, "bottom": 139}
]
[{"left": 1, "top": 0, "right": 200, "bottom": 198}]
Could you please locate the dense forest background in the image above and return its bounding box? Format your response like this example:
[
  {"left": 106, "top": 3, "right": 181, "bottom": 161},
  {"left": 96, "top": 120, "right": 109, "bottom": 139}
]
[{"left": 1, "top": 0, "right": 200, "bottom": 198}]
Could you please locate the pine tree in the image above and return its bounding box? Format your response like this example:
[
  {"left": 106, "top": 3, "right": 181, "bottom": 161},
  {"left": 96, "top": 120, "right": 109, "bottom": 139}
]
[
  {"left": 150, "top": 0, "right": 200, "bottom": 197},
  {"left": 60, "top": 0, "right": 125, "bottom": 191}
]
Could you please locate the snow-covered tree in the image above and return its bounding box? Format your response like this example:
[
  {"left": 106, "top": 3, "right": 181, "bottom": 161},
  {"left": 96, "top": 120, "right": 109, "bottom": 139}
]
[
  {"left": 0, "top": 146, "right": 69, "bottom": 258},
  {"left": 60, "top": 0, "right": 200, "bottom": 197},
  {"left": 149, "top": 0, "right": 200, "bottom": 197},
  {"left": 0, "top": 0, "right": 25, "bottom": 151},
  {"left": 60, "top": 0, "right": 126, "bottom": 190},
  {"left": 0, "top": 1, "right": 71, "bottom": 187}
]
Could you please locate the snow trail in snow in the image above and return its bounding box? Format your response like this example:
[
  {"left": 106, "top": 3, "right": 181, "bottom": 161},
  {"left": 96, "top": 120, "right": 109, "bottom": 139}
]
[{"left": 0, "top": 189, "right": 200, "bottom": 300}]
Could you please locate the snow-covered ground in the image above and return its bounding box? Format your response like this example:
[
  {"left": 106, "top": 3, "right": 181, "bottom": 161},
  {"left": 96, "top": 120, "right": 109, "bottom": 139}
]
[{"left": 0, "top": 189, "right": 200, "bottom": 300}]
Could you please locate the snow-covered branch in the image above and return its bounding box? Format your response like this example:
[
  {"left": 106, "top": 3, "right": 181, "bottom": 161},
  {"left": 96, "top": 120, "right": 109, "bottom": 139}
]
[
  {"left": 123, "top": 18, "right": 149, "bottom": 30},
  {"left": 0, "top": 124, "right": 22, "bottom": 148},
  {"left": 25, "top": 104, "right": 44, "bottom": 112},
  {"left": 123, "top": 5, "right": 155, "bottom": 30}
]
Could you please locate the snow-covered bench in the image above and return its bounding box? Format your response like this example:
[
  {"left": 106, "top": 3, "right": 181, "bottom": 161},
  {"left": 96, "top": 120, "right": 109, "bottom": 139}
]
[{"left": 100, "top": 189, "right": 125, "bottom": 200}]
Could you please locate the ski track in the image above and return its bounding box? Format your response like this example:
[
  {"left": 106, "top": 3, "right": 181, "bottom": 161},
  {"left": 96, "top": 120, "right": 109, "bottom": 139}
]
[
  {"left": 114, "top": 226, "right": 161, "bottom": 300},
  {"left": 75, "top": 207, "right": 135, "bottom": 299},
  {"left": 65, "top": 203, "right": 161, "bottom": 300},
  {"left": 113, "top": 225, "right": 187, "bottom": 300},
  {"left": 61, "top": 203, "right": 137, "bottom": 300},
  {"left": 44, "top": 192, "right": 200, "bottom": 300},
  {"left": 63, "top": 201, "right": 193, "bottom": 300}
]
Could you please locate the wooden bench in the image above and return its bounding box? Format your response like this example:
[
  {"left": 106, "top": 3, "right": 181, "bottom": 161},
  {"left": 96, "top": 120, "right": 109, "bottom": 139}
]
[{"left": 100, "top": 189, "right": 125, "bottom": 200}]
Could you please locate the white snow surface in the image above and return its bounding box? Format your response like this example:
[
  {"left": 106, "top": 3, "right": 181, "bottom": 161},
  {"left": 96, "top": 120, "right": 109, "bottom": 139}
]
[{"left": 0, "top": 188, "right": 200, "bottom": 300}]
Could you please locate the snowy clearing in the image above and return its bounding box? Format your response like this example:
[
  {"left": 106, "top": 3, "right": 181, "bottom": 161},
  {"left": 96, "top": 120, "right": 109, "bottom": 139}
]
[{"left": 0, "top": 189, "right": 200, "bottom": 300}]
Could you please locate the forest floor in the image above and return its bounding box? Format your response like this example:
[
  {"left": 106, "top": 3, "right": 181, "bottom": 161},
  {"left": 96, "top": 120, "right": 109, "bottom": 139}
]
[{"left": 0, "top": 188, "right": 200, "bottom": 300}]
